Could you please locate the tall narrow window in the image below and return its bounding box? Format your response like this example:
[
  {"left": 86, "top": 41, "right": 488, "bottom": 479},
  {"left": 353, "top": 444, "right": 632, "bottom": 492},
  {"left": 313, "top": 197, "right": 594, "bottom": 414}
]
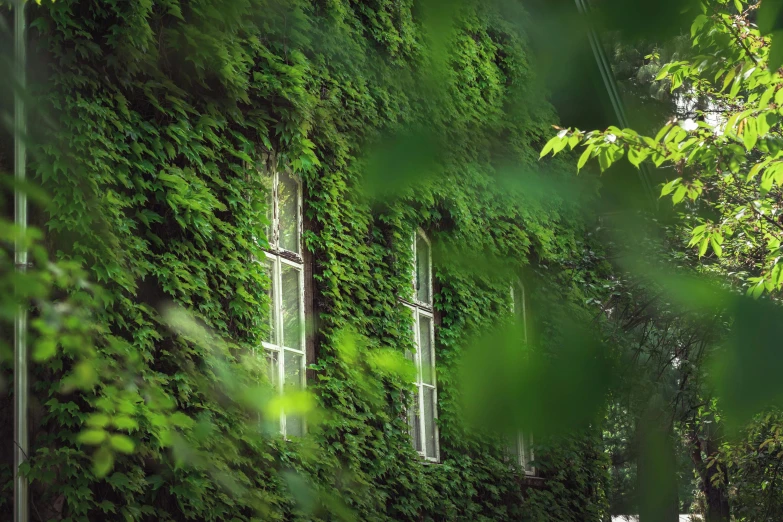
[
  {"left": 509, "top": 281, "right": 535, "bottom": 475},
  {"left": 261, "top": 167, "right": 305, "bottom": 437},
  {"left": 402, "top": 230, "right": 439, "bottom": 461}
]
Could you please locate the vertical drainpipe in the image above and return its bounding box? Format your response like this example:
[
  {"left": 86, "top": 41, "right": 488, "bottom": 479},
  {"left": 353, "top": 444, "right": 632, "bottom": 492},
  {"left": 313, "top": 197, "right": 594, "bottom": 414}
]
[
  {"left": 574, "top": 0, "right": 657, "bottom": 206},
  {"left": 13, "top": 0, "right": 29, "bottom": 521}
]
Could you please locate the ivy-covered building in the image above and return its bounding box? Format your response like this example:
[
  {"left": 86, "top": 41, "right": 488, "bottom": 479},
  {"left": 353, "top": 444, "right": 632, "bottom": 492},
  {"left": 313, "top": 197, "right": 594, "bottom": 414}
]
[{"left": 1, "top": 0, "right": 610, "bottom": 520}]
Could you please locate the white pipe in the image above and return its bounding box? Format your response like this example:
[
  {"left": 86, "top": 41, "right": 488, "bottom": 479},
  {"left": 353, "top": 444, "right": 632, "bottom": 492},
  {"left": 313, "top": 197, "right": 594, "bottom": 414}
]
[{"left": 13, "top": 0, "right": 29, "bottom": 520}]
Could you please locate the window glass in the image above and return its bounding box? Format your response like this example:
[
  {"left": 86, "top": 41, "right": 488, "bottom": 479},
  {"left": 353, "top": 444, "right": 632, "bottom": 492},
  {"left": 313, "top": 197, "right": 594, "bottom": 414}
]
[
  {"left": 415, "top": 234, "right": 431, "bottom": 304},
  {"left": 278, "top": 171, "right": 299, "bottom": 254},
  {"left": 404, "top": 231, "right": 438, "bottom": 460},
  {"left": 261, "top": 166, "right": 306, "bottom": 438},
  {"left": 265, "top": 350, "right": 279, "bottom": 389},
  {"left": 261, "top": 170, "right": 275, "bottom": 248},
  {"left": 423, "top": 387, "right": 437, "bottom": 458},
  {"left": 419, "top": 315, "right": 434, "bottom": 385},
  {"left": 411, "top": 389, "right": 422, "bottom": 452},
  {"left": 281, "top": 263, "right": 302, "bottom": 350},
  {"left": 265, "top": 259, "right": 276, "bottom": 344},
  {"left": 284, "top": 352, "right": 303, "bottom": 389},
  {"left": 284, "top": 352, "right": 304, "bottom": 437},
  {"left": 509, "top": 280, "right": 535, "bottom": 475}
]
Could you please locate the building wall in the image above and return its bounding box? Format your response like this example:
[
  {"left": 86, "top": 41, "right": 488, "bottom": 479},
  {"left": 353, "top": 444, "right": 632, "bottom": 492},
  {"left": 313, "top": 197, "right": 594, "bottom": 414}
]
[{"left": 1, "top": 0, "right": 609, "bottom": 520}]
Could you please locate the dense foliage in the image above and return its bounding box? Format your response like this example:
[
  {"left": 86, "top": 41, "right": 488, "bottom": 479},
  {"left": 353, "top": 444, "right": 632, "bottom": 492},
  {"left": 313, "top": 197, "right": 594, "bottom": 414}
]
[
  {"left": 0, "top": 0, "right": 612, "bottom": 520},
  {"left": 541, "top": 0, "right": 783, "bottom": 520}
]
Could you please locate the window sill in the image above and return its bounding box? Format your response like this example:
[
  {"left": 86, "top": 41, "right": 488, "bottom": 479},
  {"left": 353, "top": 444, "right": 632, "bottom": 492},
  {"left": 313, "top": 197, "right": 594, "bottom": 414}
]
[{"left": 519, "top": 474, "right": 546, "bottom": 488}]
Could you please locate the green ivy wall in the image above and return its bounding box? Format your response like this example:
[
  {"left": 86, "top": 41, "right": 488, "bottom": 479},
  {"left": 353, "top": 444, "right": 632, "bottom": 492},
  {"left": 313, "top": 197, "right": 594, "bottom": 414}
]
[{"left": 1, "top": 0, "right": 609, "bottom": 520}]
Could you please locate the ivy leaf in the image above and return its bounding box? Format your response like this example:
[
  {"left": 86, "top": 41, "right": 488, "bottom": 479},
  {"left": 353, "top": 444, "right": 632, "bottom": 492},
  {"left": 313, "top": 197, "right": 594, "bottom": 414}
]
[
  {"left": 109, "top": 435, "right": 136, "bottom": 454},
  {"left": 78, "top": 429, "right": 107, "bottom": 445},
  {"left": 33, "top": 339, "right": 57, "bottom": 362},
  {"left": 93, "top": 447, "right": 114, "bottom": 478},
  {"left": 86, "top": 414, "right": 111, "bottom": 429}
]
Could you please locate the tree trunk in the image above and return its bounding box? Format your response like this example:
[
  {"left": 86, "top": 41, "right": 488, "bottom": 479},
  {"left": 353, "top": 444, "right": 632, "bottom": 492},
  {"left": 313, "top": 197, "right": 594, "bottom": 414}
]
[{"left": 688, "top": 421, "right": 730, "bottom": 522}]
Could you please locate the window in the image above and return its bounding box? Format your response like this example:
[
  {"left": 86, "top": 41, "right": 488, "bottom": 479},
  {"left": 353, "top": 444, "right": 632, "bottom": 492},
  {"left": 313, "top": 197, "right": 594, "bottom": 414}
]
[
  {"left": 261, "top": 167, "right": 306, "bottom": 437},
  {"left": 509, "top": 281, "right": 535, "bottom": 475},
  {"left": 509, "top": 432, "right": 535, "bottom": 476},
  {"left": 402, "top": 230, "right": 439, "bottom": 461}
]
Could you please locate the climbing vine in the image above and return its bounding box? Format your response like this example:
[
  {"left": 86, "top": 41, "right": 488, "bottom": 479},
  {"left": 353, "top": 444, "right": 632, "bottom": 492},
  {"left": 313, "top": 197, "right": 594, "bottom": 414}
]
[{"left": 0, "top": 0, "right": 611, "bottom": 520}]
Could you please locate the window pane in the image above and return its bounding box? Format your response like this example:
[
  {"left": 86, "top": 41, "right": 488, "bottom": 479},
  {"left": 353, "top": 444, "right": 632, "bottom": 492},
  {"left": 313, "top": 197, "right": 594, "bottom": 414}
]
[
  {"left": 281, "top": 263, "right": 302, "bottom": 350},
  {"left": 284, "top": 351, "right": 303, "bottom": 390},
  {"left": 423, "top": 386, "right": 437, "bottom": 458},
  {"left": 419, "top": 315, "right": 434, "bottom": 385},
  {"left": 261, "top": 169, "right": 274, "bottom": 248},
  {"left": 265, "top": 259, "right": 276, "bottom": 344},
  {"left": 507, "top": 437, "right": 522, "bottom": 465},
  {"left": 411, "top": 388, "right": 422, "bottom": 452},
  {"left": 405, "top": 310, "right": 416, "bottom": 362},
  {"left": 415, "top": 234, "right": 431, "bottom": 303},
  {"left": 284, "top": 351, "right": 304, "bottom": 437},
  {"left": 279, "top": 171, "right": 300, "bottom": 254},
  {"left": 265, "top": 349, "right": 279, "bottom": 389},
  {"left": 523, "top": 434, "right": 534, "bottom": 471}
]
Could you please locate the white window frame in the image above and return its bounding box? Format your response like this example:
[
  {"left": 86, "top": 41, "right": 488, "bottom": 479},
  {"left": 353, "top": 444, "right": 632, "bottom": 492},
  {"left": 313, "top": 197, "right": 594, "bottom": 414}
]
[
  {"left": 259, "top": 163, "right": 307, "bottom": 437},
  {"left": 401, "top": 229, "right": 440, "bottom": 462},
  {"left": 510, "top": 280, "right": 535, "bottom": 476}
]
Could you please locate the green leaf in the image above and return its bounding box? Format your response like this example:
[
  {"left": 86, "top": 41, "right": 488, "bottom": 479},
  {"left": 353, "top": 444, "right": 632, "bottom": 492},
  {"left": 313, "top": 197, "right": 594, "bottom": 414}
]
[
  {"left": 109, "top": 434, "right": 136, "bottom": 454},
  {"left": 33, "top": 339, "right": 57, "bottom": 362},
  {"left": 743, "top": 117, "right": 759, "bottom": 150},
  {"left": 722, "top": 67, "right": 737, "bottom": 93},
  {"left": 699, "top": 237, "right": 709, "bottom": 257},
  {"left": 691, "top": 14, "right": 709, "bottom": 37},
  {"left": 729, "top": 73, "right": 743, "bottom": 98},
  {"left": 93, "top": 447, "right": 114, "bottom": 478},
  {"left": 86, "top": 414, "right": 111, "bottom": 429},
  {"left": 759, "top": 0, "right": 783, "bottom": 34},
  {"left": 759, "top": 86, "right": 776, "bottom": 109},
  {"left": 672, "top": 185, "right": 688, "bottom": 204},
  {"left": 734, "top": 0, "right": 743, "bottom": 14},
  {"left": 758, "top": 112, "right": 772, "bottom": 136},
  {"left": 654, "top": 124, "right": 672, "bottom": 143},
  {"left": 711, "top": 236, "right": 723, "bottom": 257},
  {"left": 78, "top": 429, "right": 107, "bottom": 445},
  {"left": 112, "top": 416, "right": 139, "bottom": 430},
  {"left": 540, "top": 135, "right": 562, "bottom": 158},
  {"left": 577, "top": 144, "right": 594, "bottom": 171},
  {"left": 654, "top": 64, "right": 671, "bottom": 81},
  {"left": 627, "top": 147, "right": 650, "bottom": 168},
  {"left": 660, "top": 178, "right": 682, "bottom": 196},
  {"left": 769, "top": 30, "right": 783, "bottom": 71}
]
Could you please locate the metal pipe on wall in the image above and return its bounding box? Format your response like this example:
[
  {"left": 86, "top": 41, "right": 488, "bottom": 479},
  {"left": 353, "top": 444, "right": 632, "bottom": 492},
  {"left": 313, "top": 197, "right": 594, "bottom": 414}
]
[
  {"left": 574, "top": 0, "right": 657, "bottom": 206},
  {"left": 13, "top": 0, "right": 29, "bottom": 520}
]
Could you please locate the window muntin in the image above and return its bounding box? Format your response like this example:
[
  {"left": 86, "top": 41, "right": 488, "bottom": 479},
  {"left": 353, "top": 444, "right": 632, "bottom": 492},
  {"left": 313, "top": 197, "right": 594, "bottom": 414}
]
[
  {"left": 404, "top": 230, "right": 439, "bottom": 461},
  {"left": 508, "top": 432, "right": 535, "bottom": 476},
  {"left": 509, "top": 280, "right": 535, "bottom": 475},
  {"left": 261, "top": 167, "right": 306, "bottom": 437}
]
